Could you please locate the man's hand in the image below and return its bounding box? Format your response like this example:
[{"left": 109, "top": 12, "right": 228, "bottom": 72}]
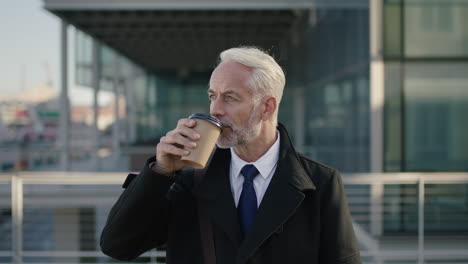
[{"left": 153, "top": 118, "right": 200, "bottom": 176}]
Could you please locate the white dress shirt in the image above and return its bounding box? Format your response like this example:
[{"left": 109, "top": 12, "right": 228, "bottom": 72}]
[{"left": 230, "top": 132, "right": 280, "bottom": 208}]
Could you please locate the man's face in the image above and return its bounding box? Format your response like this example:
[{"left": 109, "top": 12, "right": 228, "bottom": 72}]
[{"left": 208, "top": 61, "right": 262, "bottom": 148}]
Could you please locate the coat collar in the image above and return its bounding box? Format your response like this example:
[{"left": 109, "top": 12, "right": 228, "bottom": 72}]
[{"left": 192, "top": 123, "right": 316, "bottom": 263}]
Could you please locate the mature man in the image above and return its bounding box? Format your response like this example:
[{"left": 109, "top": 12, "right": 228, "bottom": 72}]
[{"left": 100, "top": 47, "right": 361, "bottom": 264}]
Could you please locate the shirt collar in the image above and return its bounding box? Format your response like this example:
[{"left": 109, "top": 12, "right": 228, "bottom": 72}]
[{"left": 230, "top": 131, "right": 280, "bottom": 180}]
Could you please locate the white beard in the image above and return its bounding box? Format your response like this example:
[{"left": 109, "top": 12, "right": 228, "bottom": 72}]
[{"left": 216, "top": 104, "right": 262, "bottom": 148}]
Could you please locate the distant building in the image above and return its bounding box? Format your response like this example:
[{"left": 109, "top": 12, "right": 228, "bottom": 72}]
[
  {"left": 0, "top": 86, "right": 124, "bottom": 171},
  {"left": 71, "top": 98, "right": 125, "bottom": 131}
]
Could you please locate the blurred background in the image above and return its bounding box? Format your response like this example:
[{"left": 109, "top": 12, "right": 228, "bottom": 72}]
[{"left": 0, "top": 0, "right": 467, "bottom": 263}]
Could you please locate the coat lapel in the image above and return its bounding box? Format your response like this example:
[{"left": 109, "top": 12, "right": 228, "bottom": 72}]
[
  {"left": 236, "top": 124, "right": 316, "bottom": 264},
  {"left": 191, "top": 124, "right": 317, "bottom": 263},
  {"left": 192, "top": 148, "right": 242, "bottom": 246}
]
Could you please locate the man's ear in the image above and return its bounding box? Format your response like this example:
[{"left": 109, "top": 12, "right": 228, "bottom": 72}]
[{"left": 261, "top": 97, "right": 277, "bottom": 121}]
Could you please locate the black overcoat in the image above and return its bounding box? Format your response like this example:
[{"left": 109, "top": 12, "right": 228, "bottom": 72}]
[{"left": 100, "top": 124, "right": 361, "bottom": 264}]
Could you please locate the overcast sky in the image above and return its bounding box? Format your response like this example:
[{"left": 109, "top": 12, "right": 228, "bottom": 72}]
[{"left": 0, "top": 0, "right": 111, "bottom": 105}]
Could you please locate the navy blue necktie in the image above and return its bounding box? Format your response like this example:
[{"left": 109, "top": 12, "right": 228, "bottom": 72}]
[{"left": 238, "top": 164, "right": 259, "bottom": 234}]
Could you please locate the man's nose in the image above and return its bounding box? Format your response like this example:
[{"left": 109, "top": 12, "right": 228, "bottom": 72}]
[{"left": 210, "top": 99, "right": 225, "bottom": 117}]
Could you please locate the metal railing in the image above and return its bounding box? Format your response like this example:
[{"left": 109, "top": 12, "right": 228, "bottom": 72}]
[
  {"left": 345, "top": 172, "right": 468, "bottom": 264},
  {"left": 1, "top": 171, "right": 468, "bottom": 264}
]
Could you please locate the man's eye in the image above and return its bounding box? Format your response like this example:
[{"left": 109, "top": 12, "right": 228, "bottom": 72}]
[
  {"left": 208, "top": 94, "right": 216, "bottom": 100},
  {"left": 225, "top": 96, "right": 236, "bottom": 102}
]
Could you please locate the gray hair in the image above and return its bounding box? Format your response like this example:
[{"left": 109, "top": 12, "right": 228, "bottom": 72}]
[{"left": 218, "top": 47, "right": 285, "bottom": 126}]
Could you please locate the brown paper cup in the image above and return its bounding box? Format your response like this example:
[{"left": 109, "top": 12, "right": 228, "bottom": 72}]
[{"left": 181, "top": 114, "right": 222, "bottom": 169}]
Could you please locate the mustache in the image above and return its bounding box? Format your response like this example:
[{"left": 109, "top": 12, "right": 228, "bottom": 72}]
[{"left": 219, "top": 120, "right": 233, "bottom": 128}]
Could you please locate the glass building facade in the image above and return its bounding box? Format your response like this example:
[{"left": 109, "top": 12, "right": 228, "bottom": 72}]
[
  {"left": 289, "top": 8, "right": 370, "bottom": 172},
  {"left": 383, "top": 0, "right": 468, "bottom": 233},
  {"left": 384, "top": 0, "right": 468, "bottom": 172}
]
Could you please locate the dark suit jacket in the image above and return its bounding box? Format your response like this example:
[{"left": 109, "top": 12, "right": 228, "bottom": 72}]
[{"left": 100, "top": 124, "right": 361, "bottom": 264}]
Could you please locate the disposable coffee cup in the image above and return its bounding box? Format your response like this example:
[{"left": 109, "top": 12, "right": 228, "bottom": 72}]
[{"left": 181, "top": 113, "right": 222, "bottom": 169}]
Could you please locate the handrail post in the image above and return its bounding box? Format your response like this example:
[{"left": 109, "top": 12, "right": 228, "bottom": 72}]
[
  {"left": 418, "top": 177, "right": 425, "bottom": 264},
  {"left": 371, "top": 182, "right": 383, "bottom": 236},
  {"left": 11, "top": 174, "right": 23, "bottom": 264}
]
